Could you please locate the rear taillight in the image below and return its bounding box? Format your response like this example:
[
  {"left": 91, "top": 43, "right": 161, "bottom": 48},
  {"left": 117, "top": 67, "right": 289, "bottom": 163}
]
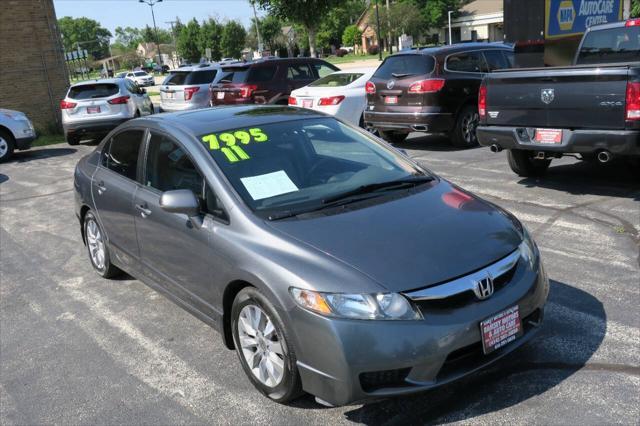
[
  {"left": 478, "top": 83, "right": 487, "bottom": 120},
  {"left": 365, "top": 81, "right": 376, "bottom": 94},
  {"left": 407, "top": 79, "right": 445, "bottom": 94},
  {"left": 108, "top": 95, "right": 130, "bottom": 105},
  {"left": 60, "top": 100, "right": 77, "bottom": 109},
  {"left": 288, "top": 96, "right": 297, "bottom": 105},
  {"left": 318, "top": 96, "right": 345, "bottom": 106},
  {"left": 626, "top": 19, "right": 640, "bottom": 27},
  {"left": 184, "top": 86, "right": 200, "bottom": 101},
  {"left": 239, "top": 84, "right": 258, "bottom": 98},
  {"left": 625, "top": 82, "right": 640, "bottom": 120}
]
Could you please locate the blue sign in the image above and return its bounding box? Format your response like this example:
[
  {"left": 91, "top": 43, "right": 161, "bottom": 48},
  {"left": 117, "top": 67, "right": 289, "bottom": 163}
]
[{"left": 545, "top": 0, "right": 623, "bottom": 39}]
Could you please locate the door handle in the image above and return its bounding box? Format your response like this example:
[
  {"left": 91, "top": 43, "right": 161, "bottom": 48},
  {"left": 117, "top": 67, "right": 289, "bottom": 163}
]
[
  {"left": 96, "top": 181, "right": 107, "bottom": 195},
  {"left": 135, "top": 204, "right": 152, "bottom": 217}
]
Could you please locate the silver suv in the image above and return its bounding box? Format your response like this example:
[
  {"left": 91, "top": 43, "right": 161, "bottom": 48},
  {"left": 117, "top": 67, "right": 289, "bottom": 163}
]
[
  {"left": 0, "top": 108, "right": 36, "bottom": 162},
  {"left": 61, "top": 78, "right": 154, "bottom": 145},
  {"left": 159, "top": 64, "right": 225, "bottom": 112}
]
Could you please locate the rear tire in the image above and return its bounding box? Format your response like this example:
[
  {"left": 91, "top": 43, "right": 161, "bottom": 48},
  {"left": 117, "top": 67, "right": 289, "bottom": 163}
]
[
  {"left": 378, "top": 130, "right": 408, "bottom": 144},
  {"left": 83, "top": 211, "right": 121, "bottom": 279},
  {"left": 507, "top": 149, "right": 551, "bottom": 177},
  {"left": 231, "top": 287, "right": 303, "bottom": 404},
  {"left": 66, "top": 134, "right": 80, "bottom": 146},
  {"left": 0, "top": 129, "right": 16, "bottom": 163},
  {"left": 451, "top": 104, "right": 479, "bottom": 148}
]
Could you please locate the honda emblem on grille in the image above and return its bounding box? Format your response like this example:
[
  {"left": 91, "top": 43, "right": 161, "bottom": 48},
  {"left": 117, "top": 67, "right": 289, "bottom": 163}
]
[
  {"left": 473, "top": 275, "right": 494, "bottom": 300},
  {"left": 387, "top": 80, "right": 395, "bottom": 89},
  {"left": 541, "top": 88, "right": 555, "bottom": 104}
]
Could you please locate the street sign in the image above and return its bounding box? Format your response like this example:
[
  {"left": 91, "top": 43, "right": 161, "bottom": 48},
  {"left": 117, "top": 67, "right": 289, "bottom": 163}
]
[{"left": 545, "top": 0, "right": 623, "bottom": 39}]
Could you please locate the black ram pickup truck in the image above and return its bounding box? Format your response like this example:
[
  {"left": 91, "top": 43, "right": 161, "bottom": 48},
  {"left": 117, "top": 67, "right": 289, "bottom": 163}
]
[{"left": 477, "top": 19, "right": 640, "bottom": 177}]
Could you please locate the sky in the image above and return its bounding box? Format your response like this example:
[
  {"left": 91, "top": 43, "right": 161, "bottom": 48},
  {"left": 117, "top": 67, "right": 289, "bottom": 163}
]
[{"left": 53, "top": 0, "right": 264, "bottom": 37}]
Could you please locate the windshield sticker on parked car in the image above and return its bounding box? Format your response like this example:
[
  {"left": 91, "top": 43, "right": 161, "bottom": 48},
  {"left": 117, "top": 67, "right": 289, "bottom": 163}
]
[
  {"left": 240, "top": 170, "right": 298, "bottom": 200},
  {"left": 201, "top": 128, "right": 268, "bottom": 162}
]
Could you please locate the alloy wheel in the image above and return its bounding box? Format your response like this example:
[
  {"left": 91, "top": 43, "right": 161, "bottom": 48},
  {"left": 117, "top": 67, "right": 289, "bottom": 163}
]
[
  {"left": 462, "top": 112, "right": 479, "bottom": 144},
  {"left": 0, "top": 137, "right": 8, "bottom": 159},
  {"left": 86, "top": 219, "right": 106, "bottom": 270},
  {"left": 237, "top": 304, "right": 286, "bottom": 387}
]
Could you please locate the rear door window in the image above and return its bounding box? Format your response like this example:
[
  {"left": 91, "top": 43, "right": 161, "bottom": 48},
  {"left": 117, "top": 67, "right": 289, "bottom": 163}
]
[
  {"left": 219, "top": 67, "right": 250, "bottom": 83},
  {"left": 373, "top": 55, "right": 435, "bottom": 79},
  {"left": 102, "top": 130, "right": 144, "bottom": 180},
  {"left": 576, "top": 25, "right": 640, "bottom": 64},
  {"left": 446, "top": 52, "right": 488, "bottom": 73},
  {"left": 248, "top": 66, "right": 277, "bottom": 82},
  {"left": 68, "top": 84, "right": 119, "bottom": 100},
  {"left": 287, "top": 64, "right": 313, "bottom": 80},
  {"left": 483, "top": 50, "right": 510, "bottom": 71}
]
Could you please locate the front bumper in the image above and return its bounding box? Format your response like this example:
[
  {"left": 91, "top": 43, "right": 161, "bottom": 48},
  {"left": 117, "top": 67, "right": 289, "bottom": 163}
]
[
  {"left": 477, "top": 125, "right": 640, "bottom": 156},
  {"left": 15, "top": 134, "right": 36, "bottom": 150},
  {"left": 364, "top": 110, "right": 454, "bottom": 134},
  {"left": 288, "top": 258, "right": 549, "bottom": 406},
  {"left": 63, "top": 117, "right": 130, "bottom": 137}
]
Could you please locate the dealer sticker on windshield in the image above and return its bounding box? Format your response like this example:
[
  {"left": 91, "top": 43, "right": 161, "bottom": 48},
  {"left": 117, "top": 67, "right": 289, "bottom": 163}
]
[
  {"left": 480, "top": 305, "right": 523, "bottom": 355},
  {"left": 240, "top": 170, "right": 298, "bottom": 201},
  {"left": 201, "top": 128, "right": 268, "bottom": 163}
]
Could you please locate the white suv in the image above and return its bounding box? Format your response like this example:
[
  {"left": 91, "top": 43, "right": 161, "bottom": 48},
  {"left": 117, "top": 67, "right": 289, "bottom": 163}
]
[
  {"left": 125, "top": 70, "right": 155, "bottom": 87},
  {"left": 61, "top": 79, "right": 153, "bottom": 145},
  {"left": 0, "top": 108, "right": 36, "bottom": 162}
]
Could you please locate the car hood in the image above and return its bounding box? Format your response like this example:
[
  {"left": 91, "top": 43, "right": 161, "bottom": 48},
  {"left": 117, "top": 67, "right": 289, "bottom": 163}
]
[{"left": 265, "top": 180, "right": 523, "bottom": 292}]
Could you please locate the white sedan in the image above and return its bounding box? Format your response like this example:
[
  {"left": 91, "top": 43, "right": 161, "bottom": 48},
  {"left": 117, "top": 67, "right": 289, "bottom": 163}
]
[{"left": 288, "top": 68, "right": 375, "bottom": 127}]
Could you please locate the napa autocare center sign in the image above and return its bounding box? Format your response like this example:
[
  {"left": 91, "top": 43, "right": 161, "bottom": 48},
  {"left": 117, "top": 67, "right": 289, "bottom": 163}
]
[{"left": 545, "top": 0, "right": 623, "bottom": 39}]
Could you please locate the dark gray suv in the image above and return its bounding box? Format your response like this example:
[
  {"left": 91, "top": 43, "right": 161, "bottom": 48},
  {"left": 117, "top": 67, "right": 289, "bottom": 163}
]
[{"left": 74, "top": 106, "right": 547, "bottom": 406}]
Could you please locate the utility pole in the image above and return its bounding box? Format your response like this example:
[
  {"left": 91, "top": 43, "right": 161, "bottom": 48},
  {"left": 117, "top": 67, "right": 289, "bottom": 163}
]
[
  {"left": 139, "top": 0, "right": 164, "bottom": 66},
  {"left": 251, "top": 1, "right": 264, "bottom": 56},
  {"left": 374, "top": 0, "right": 382, "bottom": 61},
  {"left": 448, "top": 10, "right": 453, "bottom": 45},
  {"left": 165, "top": 20, "right": 177, "bottom": 67}
]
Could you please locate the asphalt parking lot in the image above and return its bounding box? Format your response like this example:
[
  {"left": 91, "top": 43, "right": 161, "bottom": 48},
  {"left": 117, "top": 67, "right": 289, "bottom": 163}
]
[{"left": 1, "top": 135, "right": 638, "bottom": 425}]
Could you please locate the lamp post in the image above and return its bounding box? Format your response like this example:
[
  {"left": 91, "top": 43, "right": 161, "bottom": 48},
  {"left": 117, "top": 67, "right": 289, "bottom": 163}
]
[{"left": 139, "top": 0, "right": 163, "bottom": 66}]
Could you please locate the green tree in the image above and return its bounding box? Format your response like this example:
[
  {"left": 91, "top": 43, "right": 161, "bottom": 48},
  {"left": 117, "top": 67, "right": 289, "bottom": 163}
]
[
  {"left": 317, "top": 0, "right": 365, "bottom": 49},
  {"left": 255, "top": 0, "right": 343, "bottom": 57},
  {"left": 248, "top": 14, "right": 286, "bottom": 51},
  {"left": 199, "top": 18, "right": 223, "bottom": 60},
  {"left": 141, "top": 25, "right": 173, "bottom": 45},
  {"left": 57, "top": 17, "right": 112, "bottom": 59},
  {"left": 413, "top": 0, "right": 470, "bottom": 29},
  {"left": 177, "top": 19, "right": 202, "bottom": 62},
  {"left": 114, "top": 26, "right": 142, "bottom": 49},
  {"left": 342, "top": 24, "right": 362, "bottom": 48},
  {"left": 632, "top": 0, "right": 640, "bottom": 18},
  {"left": 221, "top": 21, "right": 247, "bottom": 58}
]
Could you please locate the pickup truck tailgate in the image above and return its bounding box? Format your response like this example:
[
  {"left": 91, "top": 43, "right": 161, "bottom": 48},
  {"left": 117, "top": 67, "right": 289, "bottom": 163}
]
[{"left": 485, "top": 65, "right": 629, "bottom": 130}]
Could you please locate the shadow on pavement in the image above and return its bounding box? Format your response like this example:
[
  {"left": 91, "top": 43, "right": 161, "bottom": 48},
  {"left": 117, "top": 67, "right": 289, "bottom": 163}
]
[
  {"left": 518, "top": 159, "right": 640, "bottom": 200},
  {"left": 395, "top": 134, "right": 481, "bottom": 152},
  {"left": 338, "top": 279, "right": 605, "bottom": 424},
  {"left": 0, "top": 174, "right": 8, "bottom": 184},
  {"left": 13, "top": 147, "right": 77, "bottom": 163}
]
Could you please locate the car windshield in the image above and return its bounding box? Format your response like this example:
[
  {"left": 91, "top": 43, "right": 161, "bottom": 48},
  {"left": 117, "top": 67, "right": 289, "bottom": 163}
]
[
  {"left": 68, "top": 83, "right": 119, "bottom": 100},
  {"left": 576, "top": 26, "right": 640, "bottom": 64},
  {"left": 199, "top": 117, "right": 430, "bottom": 218},
  {"left": 309, "top": 73, "right": 364, "bottom": 87}
]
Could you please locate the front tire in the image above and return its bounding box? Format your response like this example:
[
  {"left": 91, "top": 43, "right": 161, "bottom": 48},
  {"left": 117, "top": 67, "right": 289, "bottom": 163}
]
[
  {"left": 83, "top": 211, "right": 121, "bottom": 278},
  {"left": 66, "top": 134, "right": 80, "bottom": 146},
  {"left": 231, "top": 287, "right": 302, "bottom": 404},
  {"left": 451, "top": 104, "right": 479, "bottom": 148},
  {"left": 507, "top": 149, "right": 551, "bottom": 177},
  {"left": 0, "top": 129, "right": 15, "bottom": 163},
  {"left": 378, "top": 130, "right": 408, "bottom": 144}
]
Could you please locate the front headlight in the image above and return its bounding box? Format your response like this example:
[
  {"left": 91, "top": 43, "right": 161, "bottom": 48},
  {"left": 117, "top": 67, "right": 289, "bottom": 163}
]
[
  {"left": 519, "top": 225, "right": 537, "bottom": 270},
  {"left": 290, "top": 288, "right": 422, "bottom": 320}
]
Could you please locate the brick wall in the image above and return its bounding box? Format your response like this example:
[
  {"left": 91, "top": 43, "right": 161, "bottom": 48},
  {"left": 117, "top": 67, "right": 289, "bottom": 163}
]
[{"left": 0, "top": 0, "right": 69, "bottom": 132}]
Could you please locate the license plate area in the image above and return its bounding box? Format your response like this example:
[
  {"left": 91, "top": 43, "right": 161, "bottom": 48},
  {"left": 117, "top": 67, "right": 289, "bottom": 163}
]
[
  {"left": 86, "top": 106, "right": 100, "bottom": 114},
  {"left": 216, "top": 91, "right": 225, "bottom": 100},
  {"left": 302, "top": 99, "right": 313, "bottom": 108},
  {"left": 384, "top": 96, "right": 398, "bottom": 105},
  {"left": 166, "top": 91, "right": 174, "bottom": 99},
  {"left": 534, "top": 128, "right": 562, "bottom": 144},
  {"left": 480, "top": 305, "right": 522, "bottom": 355}
]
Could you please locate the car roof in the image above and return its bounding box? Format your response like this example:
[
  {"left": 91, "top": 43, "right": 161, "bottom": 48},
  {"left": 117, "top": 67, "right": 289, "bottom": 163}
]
[
  {"left": 169, "top": 63, "right": 222, "bottom": 72},
  {"left": 221, "top": 57, "right": 330, "bottom": 69},
  {"left": 70, "top": 78, "right": 123, "bottom": 88},
  {"left": 406, "top": 42, "right": 512, "bottom": 57},
  {"left": 142, "top": 106, "right": 328, "bottom": 137}
]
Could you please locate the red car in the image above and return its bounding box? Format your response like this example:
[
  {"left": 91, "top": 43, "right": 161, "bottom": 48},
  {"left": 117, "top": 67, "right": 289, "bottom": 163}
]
[{"left": 210, "top": 57, "right": 339, "bottom": 106}]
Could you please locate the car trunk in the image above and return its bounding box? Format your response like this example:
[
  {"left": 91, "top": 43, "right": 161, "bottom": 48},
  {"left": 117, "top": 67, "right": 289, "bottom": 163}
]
[
  {"left": 66, "top": 84, "right": 126, "bottom": 118},
  {"left": 485, "top": 64, "right": 630, "bottom": 130},
  {"left": 210, "top": 67, "right": 252, "bottom": 104},
  {"left": 160, "top": 69, "right": 218, "bottom": 106}
]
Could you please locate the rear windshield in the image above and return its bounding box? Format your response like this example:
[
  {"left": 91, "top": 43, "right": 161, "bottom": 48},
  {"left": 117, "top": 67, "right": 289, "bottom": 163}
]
[
  {"left": 163, "top": 70, "right": 218, "bottom": 86},
  {"left": 576, "top": 25, "right": 640, "bottom": 64},
  {"left": 134, "top": 71, "right": 147, "bottom": 76},
  {"left": 309, "top": 73, "right": 364, "bottom": 87},
  {"left": 220, "top": 67, "right": 250, "bottom": 83},
  {"left": 373, "top": 55, "right": 435, "bottom": 79},
  {"left": 68, "top": 83, "right": 119, "bottom": 100}
]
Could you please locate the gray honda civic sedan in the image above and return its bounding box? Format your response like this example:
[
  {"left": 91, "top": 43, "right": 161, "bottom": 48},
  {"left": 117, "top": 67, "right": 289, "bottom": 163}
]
[{"left": 74, "top": 106, "right": 548, "bottom": 406}]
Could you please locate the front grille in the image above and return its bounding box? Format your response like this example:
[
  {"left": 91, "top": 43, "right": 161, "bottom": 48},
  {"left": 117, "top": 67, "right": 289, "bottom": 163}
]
[{"left": 360, "top": 367, "right": 412, "bottom": 392}]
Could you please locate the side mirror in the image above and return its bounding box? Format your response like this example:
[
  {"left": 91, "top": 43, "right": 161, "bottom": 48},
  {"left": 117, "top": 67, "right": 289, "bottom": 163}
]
[{"left": 160, "top": 189, "right": 202, "bottom": 228}]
